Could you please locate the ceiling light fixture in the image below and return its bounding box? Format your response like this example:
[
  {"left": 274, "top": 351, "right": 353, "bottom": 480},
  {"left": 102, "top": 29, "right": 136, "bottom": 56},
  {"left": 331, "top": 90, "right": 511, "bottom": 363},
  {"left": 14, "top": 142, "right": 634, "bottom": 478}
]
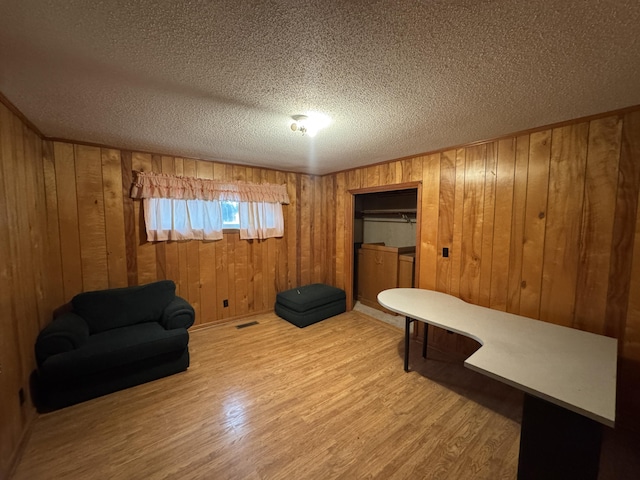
[{"left": 290, "top": 112, "right": 331, "bottom": 138}]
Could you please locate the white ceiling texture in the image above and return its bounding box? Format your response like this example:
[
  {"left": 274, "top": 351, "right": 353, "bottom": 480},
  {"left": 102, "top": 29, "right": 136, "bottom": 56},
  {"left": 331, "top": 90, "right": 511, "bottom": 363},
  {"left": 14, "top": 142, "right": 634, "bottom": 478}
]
[{"left": 1, "top": 0, "right": 639, "bottom": 175}]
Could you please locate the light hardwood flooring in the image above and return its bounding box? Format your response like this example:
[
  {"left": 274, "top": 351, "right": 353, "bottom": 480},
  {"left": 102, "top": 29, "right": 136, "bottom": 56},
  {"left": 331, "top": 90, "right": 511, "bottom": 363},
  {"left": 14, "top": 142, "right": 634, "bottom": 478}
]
[{"left": 11, "top": 311, "right": 638, "bottom": 479}]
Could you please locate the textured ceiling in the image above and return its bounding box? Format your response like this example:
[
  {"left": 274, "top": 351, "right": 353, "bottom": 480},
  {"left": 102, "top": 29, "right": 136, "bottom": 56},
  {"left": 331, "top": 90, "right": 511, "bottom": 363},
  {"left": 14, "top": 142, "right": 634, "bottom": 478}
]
[{"left": 1, "top": 0, "right": 639, "bottom": 175}]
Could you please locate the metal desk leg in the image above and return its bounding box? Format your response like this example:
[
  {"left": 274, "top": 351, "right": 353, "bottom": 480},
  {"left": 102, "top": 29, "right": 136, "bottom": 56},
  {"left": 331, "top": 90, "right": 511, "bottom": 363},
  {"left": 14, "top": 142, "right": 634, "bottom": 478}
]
[
  {"left": 404, "top": 316, "right": 412, "bottom": 372},
  {"left": 422, "top": 322, "right": 428, "bottom": 359}
]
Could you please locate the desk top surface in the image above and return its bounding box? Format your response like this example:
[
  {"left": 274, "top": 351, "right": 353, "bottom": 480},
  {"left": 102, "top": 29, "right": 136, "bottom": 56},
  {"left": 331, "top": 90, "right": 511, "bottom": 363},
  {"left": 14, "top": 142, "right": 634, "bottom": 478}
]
[{"left": 378, "top": 288, "right": 617, "bottom": 427}]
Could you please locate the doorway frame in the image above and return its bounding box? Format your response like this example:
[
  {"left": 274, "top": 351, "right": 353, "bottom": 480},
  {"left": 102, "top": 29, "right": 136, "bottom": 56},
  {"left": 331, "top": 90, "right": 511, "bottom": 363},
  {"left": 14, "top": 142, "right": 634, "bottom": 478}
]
[{"left": 343, "top": 181, "right": 423, "bottom": 310}]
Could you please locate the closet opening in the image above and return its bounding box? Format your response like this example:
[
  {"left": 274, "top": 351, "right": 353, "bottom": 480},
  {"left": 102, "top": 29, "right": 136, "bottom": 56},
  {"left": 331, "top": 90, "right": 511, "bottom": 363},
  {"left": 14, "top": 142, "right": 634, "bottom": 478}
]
[{"left": 345, "top": 183, "right": 422, "bottom": 320}]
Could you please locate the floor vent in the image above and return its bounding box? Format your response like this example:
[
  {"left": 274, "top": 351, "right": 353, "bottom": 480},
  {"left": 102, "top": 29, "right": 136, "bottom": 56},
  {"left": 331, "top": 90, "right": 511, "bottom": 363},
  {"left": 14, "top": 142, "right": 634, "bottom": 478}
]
[{"left": 236, "top": 321, "right": 259, "bottom": 329}]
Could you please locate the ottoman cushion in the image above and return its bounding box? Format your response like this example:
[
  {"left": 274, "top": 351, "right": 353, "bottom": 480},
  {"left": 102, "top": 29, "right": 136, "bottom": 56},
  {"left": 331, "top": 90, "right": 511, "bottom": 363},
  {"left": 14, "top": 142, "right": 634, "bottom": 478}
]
[
  {"left": 276, "top": 284, "right": 346, "bottom": 313},
  {"left": 275, "top": 284, "right": 346, "bottom": 328}
]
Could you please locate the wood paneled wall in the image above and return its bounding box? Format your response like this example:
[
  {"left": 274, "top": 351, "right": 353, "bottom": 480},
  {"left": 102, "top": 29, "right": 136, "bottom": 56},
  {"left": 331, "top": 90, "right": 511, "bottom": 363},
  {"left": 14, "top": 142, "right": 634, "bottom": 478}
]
[
  {"left": 2, "top": 95, "right": 640, "bottom": 476},
  {"left": 0, "top": 104, "right": 55, "bottom": 479},
  {"left": 1, "top": 112, "right": 329, "bottom": 477},
  {"left": 42, "top": 142, "right": 329, "bottom": 325},
  {"left": 326, "top": 109, "right": 640, "bottom": 427}
]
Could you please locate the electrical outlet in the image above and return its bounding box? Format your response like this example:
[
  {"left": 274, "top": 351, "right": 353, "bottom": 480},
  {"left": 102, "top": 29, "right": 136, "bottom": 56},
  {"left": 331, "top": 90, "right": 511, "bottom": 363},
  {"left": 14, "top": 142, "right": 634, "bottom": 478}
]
[{"left": 223, "top": 299, "right": 229, "bottom": 308}]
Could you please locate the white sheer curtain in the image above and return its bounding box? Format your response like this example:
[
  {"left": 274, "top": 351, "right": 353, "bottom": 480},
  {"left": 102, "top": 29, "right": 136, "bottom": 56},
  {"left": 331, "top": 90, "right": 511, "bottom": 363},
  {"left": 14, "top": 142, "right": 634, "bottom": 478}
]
[
  {"left": 133, "top": 172, "right": 290, "bottom": 242},
  {"left": 238, "top": 202, "right": 285, "bottom": 240},
  {"left": 144, "top": 198, "right": 223, "bottom": 241}
]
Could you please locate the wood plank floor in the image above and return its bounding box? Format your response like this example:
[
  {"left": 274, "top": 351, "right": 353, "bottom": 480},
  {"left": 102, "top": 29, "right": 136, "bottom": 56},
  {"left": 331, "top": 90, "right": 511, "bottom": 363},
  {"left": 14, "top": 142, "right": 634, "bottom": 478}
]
[{"left": 11, "top": 311, "right": 638, "bottom": 479}]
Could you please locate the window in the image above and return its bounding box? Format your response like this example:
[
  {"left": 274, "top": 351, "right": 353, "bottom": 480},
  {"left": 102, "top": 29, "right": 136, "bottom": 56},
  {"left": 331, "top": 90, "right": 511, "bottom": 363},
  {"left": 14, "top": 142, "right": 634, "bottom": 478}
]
[
  {"left": 221, "top": 201, "right": 239, "bottom": 229},
  {"left": 131, "top": 172, "right": 289, "bottom": 241}
]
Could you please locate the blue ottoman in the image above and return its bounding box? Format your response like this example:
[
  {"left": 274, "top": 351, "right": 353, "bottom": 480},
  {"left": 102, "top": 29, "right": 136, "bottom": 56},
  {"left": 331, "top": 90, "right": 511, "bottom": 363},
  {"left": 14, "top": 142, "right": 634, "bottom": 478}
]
[{"left": 275, "top": 284, "right": 346, "bottom": 328}]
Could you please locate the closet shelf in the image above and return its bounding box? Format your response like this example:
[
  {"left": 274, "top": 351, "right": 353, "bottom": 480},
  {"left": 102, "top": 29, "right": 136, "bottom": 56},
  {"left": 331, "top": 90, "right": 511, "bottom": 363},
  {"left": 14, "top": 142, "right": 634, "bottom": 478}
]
[{"left": 360, "top": 208, "right": 417, "bottom": 215}]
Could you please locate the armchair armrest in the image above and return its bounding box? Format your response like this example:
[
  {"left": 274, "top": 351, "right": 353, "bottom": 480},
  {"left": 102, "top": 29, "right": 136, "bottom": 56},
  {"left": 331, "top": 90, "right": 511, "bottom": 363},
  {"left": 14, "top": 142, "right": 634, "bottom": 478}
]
[
  {"left": 160, "top": 296, "right": 195, "bottom": 330},
  {"left": 35, "top": 312, "right": 90, "bottom": 367}
]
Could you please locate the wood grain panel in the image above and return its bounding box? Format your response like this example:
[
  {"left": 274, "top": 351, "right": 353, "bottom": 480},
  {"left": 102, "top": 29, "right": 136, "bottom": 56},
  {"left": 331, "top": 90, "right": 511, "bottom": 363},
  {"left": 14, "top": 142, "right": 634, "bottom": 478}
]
[
  {"left": 626, "top": 197, "right": 640, "bottom": 361},
  {"left": 41, "top": 140, "right": 64, "bottom": 307},
  {"left": 574, "top": 117, "right": 622, "bottom": 334},
  {"left": 478, "top": 143, "right": 497, "bottom": 308},
  {"left": 366, "top": 165, "right": 380, "bottom": 188},
  {"left": 6, "top": 96, "right": 640, "bottom": 480},
  {"left": 300, "top": 175, "right": 312, "bottom": 285},
  {"left": 335, "top": 172, "right": 346, "bottom": 291},
  {"left": 519, "top": 130, "right": 551, "bottom": 319},
  {"left": 419, "top": 154, "right": 439, "bottom": 290},
  {"left": 101, "top": 149, "right": 128, "bottom": 288},
  {"left": 75, "top": 145, "right": 109, "bottom": 291},
  {"left": 285, "top": 172, "right": 299, "bottom": 290},
  {"left": 0, "top": 104, "right": 23, "bottom": 479},
  {"left": 195, "top": 161, "right": 217, "bottom": 324},
  {"left": 0, "top": 103, "right": 51, "bottom": 480},
  {"left": 54, "top": 142, "right": 83, "bottom": 300},
  {"left": 121, "top": 151, "right": 137, "bottom": 286},
  {"left": 449, "top": 149, "right": 466, "bottom": 297},
  {"left": 460, "top": 145, "right": 486, "bottom": 304},
  {"left": 226, "top": 232, "right": 238, "bottom": 317},
  {"left": 151, "top": 155, "right": 166, "bottom": 281},
  {"left": 506, "top": 135, "right": 529, "bottom": 314},
  {"left": 436, "top": 150, "right": 456, "bottom": 294},
  {"left": 313, "top": 176, "right": 324, "bottom": 283},
  {"left": 604, "top": 110, "right": 640, "bottom": 346},
  {"left": 540, "top": 123, "right": 589, "bottom": 327},
  {"left": 276, "top": 171, "right": 289, "bottom": 292},
  {"left": 617, "top": 110, "right": 640, "bottom": 360},
  {"left": 490, "top": 138, "right": 516, "bottom": 311},
  {"left": 131, "top": 152, "right": 157, "bottom": 285}
]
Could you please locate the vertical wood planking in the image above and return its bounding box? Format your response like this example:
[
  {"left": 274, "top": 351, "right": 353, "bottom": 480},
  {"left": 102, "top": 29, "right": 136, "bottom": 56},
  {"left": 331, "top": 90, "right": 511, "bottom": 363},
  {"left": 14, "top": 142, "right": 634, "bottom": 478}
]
[
  {"left": 121, "top": 151, "right": 137, "bottom": 286},
  {"left": 53, "top": 142, "right": 83, "bottom": 299},
  {"left": 183, "top": 160, "right": 202, "bottom": 322},
  {"left": 574, "top": 117, "right": 622, "bottom": 334},
  {"left": 0, "top": 106, "right": 23, "bottom": 459},
  {"left": 459, "top": 145, "right": 486, "bottom": 304},
  {"left": 478, "top": 143, "right": 497, "bottom": 308},
  {"left": 101, "top": 149, "right": 128, "bottom": 288},
  {"left": 610, "top": 110, "right": 640, "bottom": 354},
  {"left": 161, "top": 156, "right": 180, "bottom": 289},
  {"left": 519, "top": 130, "right": 551, "bottom": 319},
  {"left": 275, "top": 171, "right": 289, "bottom": 291},
  {"left": 75, "top": 145, "right": 109, "bottom": 291},
  {"left": 335, "top": 172, "right": 346, "bottom": 290},
  {"left": 313, "top": 176, "right": 324, "bottom": 283},
  {"left": 605, "top": 110, "right": 640, "bottom": 344},
  {"left": 436, "top": 150, "right": 456, "bottom": 293},
  {"left": 506, "top": 135, "right": 529, "bottom": 314},
  {"left": 540, "top": 123, "right": 589, "bottom": 327},
  {"left": 213, "top": 164, "right": 230, "bottom": 318},
  {"left": 0, "top": 105, "right": 51, "bottom": 480},
  {"left": 625, "top": 193, "right": 640, "bottom": 361},
  {"left": 449, "top": 149, "right": 466, "bottom": 297},
  {"left": 419, "top": 155, "right": 439, "bottom": 290},
  {"left": 174, "top": 158, "right": 190, "bottom": 298},
  {"left": 151, "top": 155, "right": 166, "bottom": 281},
  {"left": 131, "top": 153, "right": 157, "bottom": 285},
  {"left": 197, "top": 160, "right": 217, "bottom": 323},
  {"left": 41, "top": 140, "right": 64, "bottom": 306},
  {"left": 300, "top": 175, "right": 312, "bottom": 285},
  {"left": 490, "top": 139, "right": 516, "bottom": 311}
]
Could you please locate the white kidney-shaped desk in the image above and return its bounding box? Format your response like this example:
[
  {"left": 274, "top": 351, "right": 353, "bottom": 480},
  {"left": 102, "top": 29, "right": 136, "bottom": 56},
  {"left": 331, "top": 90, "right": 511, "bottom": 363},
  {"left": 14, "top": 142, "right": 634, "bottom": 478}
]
[{"left": 377, "top": 288, "right": 617, "bottom": 480}]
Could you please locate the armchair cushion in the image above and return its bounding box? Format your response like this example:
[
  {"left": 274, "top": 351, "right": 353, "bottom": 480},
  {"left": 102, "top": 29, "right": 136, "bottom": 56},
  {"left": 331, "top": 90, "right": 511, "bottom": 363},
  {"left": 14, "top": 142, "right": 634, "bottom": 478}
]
[
  {"left": 39, "top": 322, "right": 189, "bottom": 382},
  {"left": 72, "top": 280, "right": 176, "bottom": 333},
  {"left": 161, "top": 296, "right": 196, "bottom": 330},
  {"left": 35, "top": 312, "right": 90, "bottom": 367}
]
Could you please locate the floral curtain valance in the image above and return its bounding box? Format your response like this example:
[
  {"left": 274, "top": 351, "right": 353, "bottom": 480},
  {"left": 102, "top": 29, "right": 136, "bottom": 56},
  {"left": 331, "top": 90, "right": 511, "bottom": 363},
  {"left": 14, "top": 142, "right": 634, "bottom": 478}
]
[{"left": 131, "top": 171, "right": 290, "bottom": 204}]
